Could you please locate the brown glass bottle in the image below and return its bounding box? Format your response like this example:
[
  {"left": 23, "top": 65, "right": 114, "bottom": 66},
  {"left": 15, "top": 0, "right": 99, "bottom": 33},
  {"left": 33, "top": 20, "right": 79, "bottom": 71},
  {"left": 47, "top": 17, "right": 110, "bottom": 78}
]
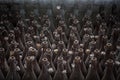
[
  {"left": 38, "top": 58, "right": 52, "bottom": 80},
  {"left": 45, "top": 48, "right": 56, "bottom": 77},
  {"left": 0, "top": 48, "right": 9, "bottom": 77},
  {"left": 102, "top": 59, "right": 116, "bottom": 80},
  {"left": 22, "top": 56, "right": 37, "bottom": 80},
  {"left": 53, "top": 56, "right": 68, "bottom": 80},
  {"left": 6, "top": 56, "right": 21, "bottom": 80},
  {"left": 86, "top": 57, "right": 100, "bottom": 80},
  {"left": 69, "top": 56, "right": 85, "bottom": 80},
  {"left": 0, "top": 48, "right": 6, "bottom": 80},
  {"left": 14, "top": 48, "right": 25, "bottom": 78}
]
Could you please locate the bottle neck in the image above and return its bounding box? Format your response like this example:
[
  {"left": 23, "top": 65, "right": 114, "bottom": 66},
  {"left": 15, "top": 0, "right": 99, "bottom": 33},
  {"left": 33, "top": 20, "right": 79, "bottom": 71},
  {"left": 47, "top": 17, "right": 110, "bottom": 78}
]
[
  {"left": 104, "top": 65, "right": 114, "bottom": 76},
  {"left": 57, "top": 62, "right": 64, "bottom": 72},
  {"left": 42, "top": 64, "right": 48, "bottom": 73},
  {"left": 74, "top": 61, "right": 81, "bottom": 72},
  {"left": 26, "top": 61, "right": 33, "bottom": 72},
  {"left": 9, "top": 62, "right": 17, "bottom": 72}
]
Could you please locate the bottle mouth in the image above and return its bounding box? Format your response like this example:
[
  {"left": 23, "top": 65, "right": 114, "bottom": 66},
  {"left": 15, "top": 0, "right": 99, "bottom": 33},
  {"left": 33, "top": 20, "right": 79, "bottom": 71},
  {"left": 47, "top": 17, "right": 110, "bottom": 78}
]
[
  {"left": 58, "top": 56, "right": 63, "bottom": 61},
  {"left": 57, "top": 26, "right": 62, "bottom": 31},
  {"left": 91, "top": 41, "right": 96, "bottom": 44},
  {"left": 63, "top": 48, "right": 68, "bottom": 53},
  {"left": 9, "top": 33, "right": 14, "bottom": 37},
  {"left": 110, "top": 51, "right": 115, "bottom": 55},
  {"left": 94, "top": 49, "right": 100, "bottom": 53},
  {"left": 40, "top": 33, "right": 45, "bottom": 37},
  {"left": 74, "top": 40, "right": 79, "bottom": 44},
  {"left": 14, "top": 48, "right": 21, "bottom": 53},
  {"left": 103, "top": 35, "right": 108, "bottom": 39},
  {"left": 9, "top": 56, "right": 16, "bottom": 60},
  {"left": 14, "top": 48, "right": 20, "bottom": 52},
  {"left": 70, "top": 33, "right": 75, "bottom": 37},
  {"left": 42, "top": 41, "right": 48, "bottom": 47},
  {"left": 74, "top": 56, "right": 81, "bottom": 62},
  {"left": 9, "top": 33, "right": 15, "bottom": 38},
  {"left": 46, "top": 48, "right": 51, "bottom": 53},
  {"left": 55, "top": 34, "right": 60, "bottom": 38},
  {"left": 11, "top": 40, "right": 17, "bottom": 44},
  {"left": 85, "top": 34, "right": 90, "bottom": 38},
  {"left": 78, "top": 48, "right": 83, "bottom": 53},
  {"left": 59, "top": 41, "right": 64, "bottom": 44},
  {"left": 106, "top": 43, "right": 112, "bottom": 47},
  {"left": 42, "top": 58, "right": 48, "bottom": 61},
  {"left": 29, "top": 47, "right": 36, "bottom": 53},
  {"left": 27, "top": 41, "right": 33, "bottom": 44},
  {"left": 26, "top": 56, "right": 35, "bottom": 61}
]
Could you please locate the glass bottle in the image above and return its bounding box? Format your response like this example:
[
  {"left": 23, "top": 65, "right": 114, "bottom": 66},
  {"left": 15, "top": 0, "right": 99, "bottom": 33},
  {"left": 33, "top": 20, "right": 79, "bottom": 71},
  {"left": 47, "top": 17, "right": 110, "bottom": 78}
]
[
  {"left": 0, "top": 48, "right": 9, "bottom": 77},
  {"left": 14, "top": 48, "right": 25, "bottom": 78},
  {"left": 101, "top": 59, "right": 116, "bottom": 80},
  {"left": 69, "top": 56, "right": 84, "bottom": 80},
  {"left": 6, "top": 56, "right": 21, "bottom": 80},
  {"left": 67, "top": 33, "right": 77, "bottom": 49},
  {"left": 38, "top": 58, "right": 52, "bottom": 80},
  {"left": 72, "top": 40, "right": 80, "bottom": 52},
  {"left": 93, "top": 49, "right": 103, "bottom": 79},
  {"left": 27, "top": 47, "right": 41, "bottom": 77},
  {"left": 53, "top": 56, "right": 68, "bottom": 80},
  {"left": 78, "top": 48, "right": 87, "bottom": 77},
  {"left": 14, "top": 27, "right": 25, "bottom": 50},
  {"left": 85, "top": 49, "right": 91, "bottom": 69},
  {"left": 45, "top": 48, "right": 56, "bottom": 77},
  {"left": 22, "top": 56, "right": 37, "bottom": 80},
  {"left": 86, "top": 57, "right": 100, "bottom": 80}
]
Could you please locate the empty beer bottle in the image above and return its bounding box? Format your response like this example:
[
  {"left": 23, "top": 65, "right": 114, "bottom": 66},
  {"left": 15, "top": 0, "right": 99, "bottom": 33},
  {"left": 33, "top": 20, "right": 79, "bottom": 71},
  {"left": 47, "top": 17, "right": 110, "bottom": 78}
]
[
  {"left": 102, "top": 59, "right": 116, "bottom": 80},
  {"left": 38, "top": 58, "right": 52, "bottom": 80},
  {"left": 6, "top": 56, "right": 21, "bottom": 80},
  {"left": 14, "top": 48, "right": 25, "bottom": 78},
  {"left": 69, "top": 56, "right": 84, "bottom": 80},
  {"left": 86, "top": 57, "right": 100, "bottom": 80},
  {"left": 0, "top": 47, "right": 9, "bottom": 77},
  {"left": 22, "top": 56, "right": 37, "bottom": 80},
  {"left": 53, "top": 56, "right": 68, "bottom": 80}
]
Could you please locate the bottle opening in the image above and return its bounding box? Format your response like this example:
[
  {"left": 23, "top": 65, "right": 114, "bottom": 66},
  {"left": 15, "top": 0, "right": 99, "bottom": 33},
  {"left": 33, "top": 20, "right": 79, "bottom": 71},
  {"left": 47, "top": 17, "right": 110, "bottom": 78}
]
[{"left": 42, "top": 58, "right": 48, "bottom": 61}]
